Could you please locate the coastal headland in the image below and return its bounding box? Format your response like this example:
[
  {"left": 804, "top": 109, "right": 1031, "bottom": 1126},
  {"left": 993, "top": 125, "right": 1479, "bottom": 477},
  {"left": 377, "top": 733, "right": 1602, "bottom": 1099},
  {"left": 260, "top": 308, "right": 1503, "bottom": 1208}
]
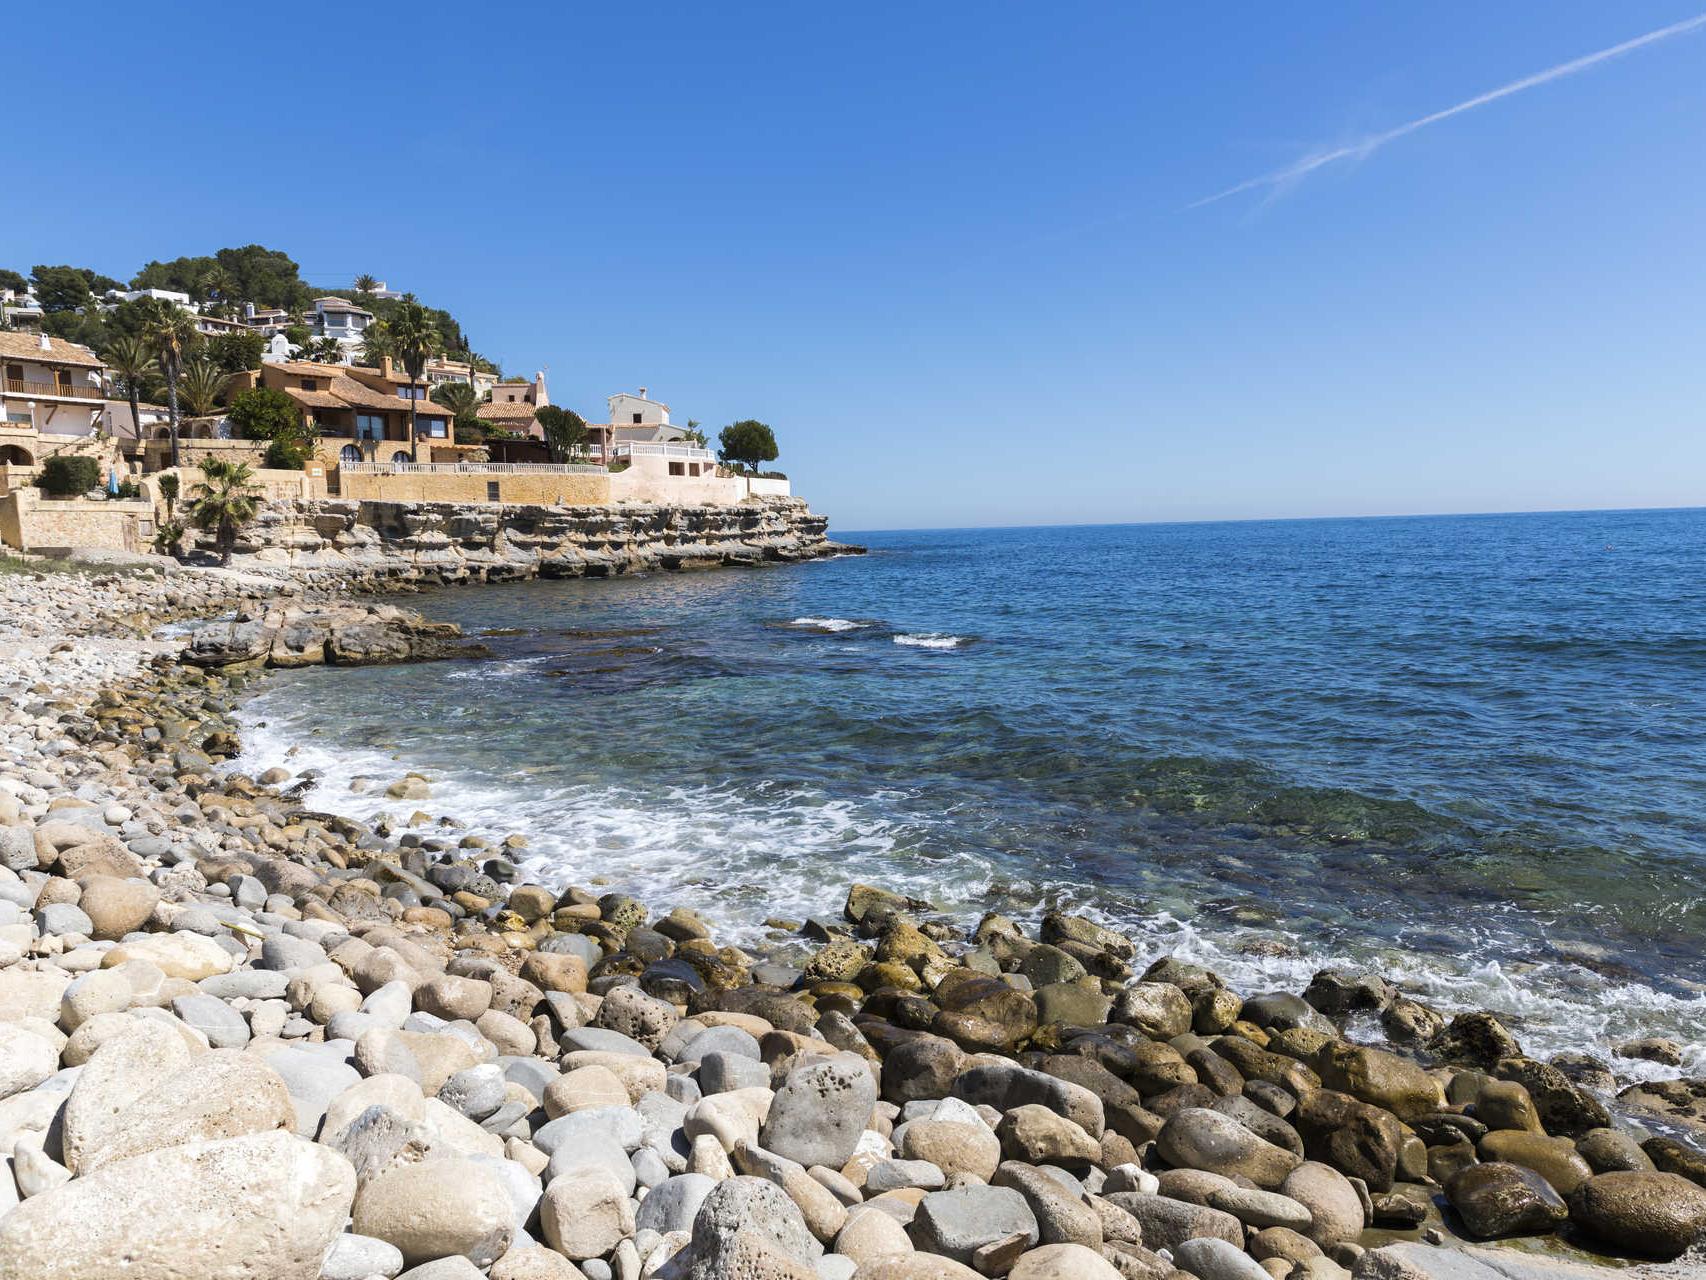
[{"left": 0, "top": 537, "right": 1702, "bottom": 1280}]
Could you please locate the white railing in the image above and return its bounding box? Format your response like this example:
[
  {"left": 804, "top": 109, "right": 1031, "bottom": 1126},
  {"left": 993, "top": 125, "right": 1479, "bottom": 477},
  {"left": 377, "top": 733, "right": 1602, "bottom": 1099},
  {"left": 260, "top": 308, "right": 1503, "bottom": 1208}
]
[
  {"left": 340, "top": 461, "right": 606, "bottom": 476},
  {"left": 610, "top": 442, "right": 716, "bottom": 461}
]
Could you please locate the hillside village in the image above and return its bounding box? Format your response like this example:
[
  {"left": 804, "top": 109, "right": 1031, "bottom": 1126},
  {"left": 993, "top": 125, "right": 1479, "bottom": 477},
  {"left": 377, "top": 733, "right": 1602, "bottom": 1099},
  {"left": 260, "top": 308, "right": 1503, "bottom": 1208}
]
[{"left": 0, "top": 249, "right": 789, "bottom": 557}]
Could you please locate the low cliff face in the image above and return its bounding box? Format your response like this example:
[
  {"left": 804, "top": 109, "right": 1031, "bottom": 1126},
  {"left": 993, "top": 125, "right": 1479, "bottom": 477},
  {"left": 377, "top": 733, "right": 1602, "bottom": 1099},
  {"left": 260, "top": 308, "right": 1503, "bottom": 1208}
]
[{"left": 225, "top": 496, "right": 856, "bottom": 583}]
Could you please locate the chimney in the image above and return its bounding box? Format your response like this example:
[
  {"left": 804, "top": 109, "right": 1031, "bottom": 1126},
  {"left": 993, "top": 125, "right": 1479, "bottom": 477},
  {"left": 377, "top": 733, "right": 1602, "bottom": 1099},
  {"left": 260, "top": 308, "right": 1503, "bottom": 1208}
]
[
  {"left": 638, "top": 387, "right": 647, "bottom": 399},
  {"left": 38, "top": 332, "right": 51, "bottom": 352}
]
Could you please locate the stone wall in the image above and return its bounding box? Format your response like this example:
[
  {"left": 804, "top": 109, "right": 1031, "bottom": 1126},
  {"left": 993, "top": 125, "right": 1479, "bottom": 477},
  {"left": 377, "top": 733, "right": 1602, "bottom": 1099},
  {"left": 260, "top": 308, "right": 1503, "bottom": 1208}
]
[
  {"left": 336, "top": 469, "right": 612, "bottom": 506},
  {"left": 220, "top": 495, "right": 853, "bottom": 582},
  {"left": 0, "top": 489, "right": 156, "bottom": 554}
]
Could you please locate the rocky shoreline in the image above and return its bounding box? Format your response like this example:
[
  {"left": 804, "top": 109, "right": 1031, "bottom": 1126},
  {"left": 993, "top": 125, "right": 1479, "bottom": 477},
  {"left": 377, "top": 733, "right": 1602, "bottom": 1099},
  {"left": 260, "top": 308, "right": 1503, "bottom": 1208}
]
[
  {"left": 223, "top": 495, "right": 861, "bottom": 584},
  {"left": 0, "top": 558, "right": 1703, "bottom": 1280}
]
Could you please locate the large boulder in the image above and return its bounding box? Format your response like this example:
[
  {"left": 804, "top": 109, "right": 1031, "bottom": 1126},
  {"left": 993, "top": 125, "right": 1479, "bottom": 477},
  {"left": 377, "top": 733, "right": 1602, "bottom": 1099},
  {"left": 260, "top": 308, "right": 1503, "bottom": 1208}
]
[
  {"left": 759, "top": 1051, "right": 877, "bottom": 1168},
  {"left": 539, "top": 1164, "right": 635, "bottom": 1262},
  {"left": 1157, "top": 1107, "right": 1302, "bottom": 1189},
  {"left": 1312, "top": 1042, "right": 1439, "bottom": 1122},
  {"left": 353, "top": 1158, "right": 516, "bottom": 1267},
  {"left": 1444, "top": 1162, "right": 1567, "bottom": 1239},
  {"left": 61, "top": 1019, "right": 198, "bottom": 1172},
  {"left": 1567, "top": 1171, "right": 1706, "bottom": 1260},
  {"left": 79, "top": 1050, "right": 295, "bottom": 1172},
  {"left": 0, "top": 1131, "right": 353, "bottom": 1280},
  {"left": 910, "top": 1185, "right": 1040, "bottom": 1264}
]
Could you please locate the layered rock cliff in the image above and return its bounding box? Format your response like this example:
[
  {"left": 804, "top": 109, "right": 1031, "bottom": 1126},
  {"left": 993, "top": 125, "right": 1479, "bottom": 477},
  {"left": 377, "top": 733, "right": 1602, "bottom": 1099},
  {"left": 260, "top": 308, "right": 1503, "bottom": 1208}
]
[{"left": 221, "top": 496, "right": 856, "bottom": 584}]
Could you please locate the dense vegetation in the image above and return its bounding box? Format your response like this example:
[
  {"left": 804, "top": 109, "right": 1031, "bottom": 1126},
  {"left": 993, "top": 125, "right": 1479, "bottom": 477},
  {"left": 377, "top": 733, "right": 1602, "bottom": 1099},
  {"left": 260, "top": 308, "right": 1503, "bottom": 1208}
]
[{"left": 4, "top": 245, "right": 495, "bottom": 383}]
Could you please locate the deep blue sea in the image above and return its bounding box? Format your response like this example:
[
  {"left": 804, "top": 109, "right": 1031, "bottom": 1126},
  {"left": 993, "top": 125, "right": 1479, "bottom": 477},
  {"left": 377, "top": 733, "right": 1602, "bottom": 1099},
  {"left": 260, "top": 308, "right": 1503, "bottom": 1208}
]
[{"left": 238, "top": 509, "right": 1706, "bottom": 1075}]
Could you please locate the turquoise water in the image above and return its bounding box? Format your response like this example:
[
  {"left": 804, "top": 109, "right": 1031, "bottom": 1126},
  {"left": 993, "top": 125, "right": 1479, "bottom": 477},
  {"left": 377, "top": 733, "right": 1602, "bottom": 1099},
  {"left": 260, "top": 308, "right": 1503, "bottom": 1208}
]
[{"left": 238, "top": 509, "right": 1706, "bottom": 1074}]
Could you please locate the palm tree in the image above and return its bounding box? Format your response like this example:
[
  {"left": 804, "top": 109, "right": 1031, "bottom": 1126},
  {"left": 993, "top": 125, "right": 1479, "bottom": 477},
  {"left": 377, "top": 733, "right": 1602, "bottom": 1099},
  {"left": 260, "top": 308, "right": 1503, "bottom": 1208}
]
[
  {"left": 353, "top": 273, "right": 379, "bottom": 296},
  {"left": 177, "top": 355, "right": 228, "bottom": 419},
  {"left": 139, "top": 299, "right": 199, "bottom": 468},
  {"left": 431, "top": 381, "right": 479, "bottom": 427},
  {"left": 190, "top": 458, "right": 262, "bottom": 565},
  {"left": 101, "top": 334, "right": 157, "bottom": 446},
  {"left": 386, "top": 299, "right": 440, "bottom": 455},
  {"left": 359, "top": 319, "right": 392, "bottom": 368}
]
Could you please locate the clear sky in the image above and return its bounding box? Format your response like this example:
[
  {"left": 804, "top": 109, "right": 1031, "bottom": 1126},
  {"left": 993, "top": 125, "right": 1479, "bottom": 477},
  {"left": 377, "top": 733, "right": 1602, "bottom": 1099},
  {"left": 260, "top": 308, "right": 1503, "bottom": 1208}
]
[{"left": 8, "top": 3, "right": 1705, "bottom": 530}]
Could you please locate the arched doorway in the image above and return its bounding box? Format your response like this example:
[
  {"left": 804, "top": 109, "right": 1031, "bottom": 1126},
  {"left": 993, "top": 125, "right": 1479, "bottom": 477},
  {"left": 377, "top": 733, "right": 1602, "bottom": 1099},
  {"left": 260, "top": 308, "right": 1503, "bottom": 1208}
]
[
  {"left": 0, "top": 445, "right": 33, "bottom": 466},
  {"left": 340, "top": 444, "right": 361, "bottom": 463},
  {"left": 390, "top": 450, "right": 412, "bottom": 466}
]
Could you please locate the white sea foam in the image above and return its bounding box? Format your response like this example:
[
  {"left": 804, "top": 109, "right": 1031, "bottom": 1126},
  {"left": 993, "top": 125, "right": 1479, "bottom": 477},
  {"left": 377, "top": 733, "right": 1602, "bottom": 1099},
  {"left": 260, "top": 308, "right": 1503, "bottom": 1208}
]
[
  {"left": 233, "top": 688, "right": 1706, "bottom": 1086},
  {"left": 790, "top": 617, "right": 864, "bottom": 632},
  {"left": 893, "top": 633, "right": 964, "bottom": 649}
]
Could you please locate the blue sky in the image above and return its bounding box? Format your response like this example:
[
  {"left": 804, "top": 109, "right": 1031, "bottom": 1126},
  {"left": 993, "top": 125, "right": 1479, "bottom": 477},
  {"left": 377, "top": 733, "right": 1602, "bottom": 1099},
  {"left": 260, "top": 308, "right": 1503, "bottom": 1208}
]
[{"left": 7, "top": 3, "right": 1706, "bottom": 530}]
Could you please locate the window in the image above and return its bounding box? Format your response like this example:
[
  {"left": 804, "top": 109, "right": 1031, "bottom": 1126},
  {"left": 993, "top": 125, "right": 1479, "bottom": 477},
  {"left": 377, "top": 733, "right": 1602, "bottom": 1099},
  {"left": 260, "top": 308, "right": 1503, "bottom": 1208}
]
[
  {"left": 487, "top": 481, "right": 501, "bottom": 501},
  {"left": 300, "top": 378, "right": 318, "bottom": 392},
  {"left": 390, "top": 450, "right": 411, "bottom": 465},
  {"left": 4, "top": 365, "right": 22, "bottom": 385},
  {"left": 669, "top": 461, "right": 685, "bottom": 476},
  {"left": 425, "top": 418, "right": 447, "bottom": 439},
  {"left": 55, "top": 370, "right": 72, "bottom": 391},
  {"left": 340, "top": 444, "right": 360, "bottom": 462},
  {"left": 356, "top": 414, "right": 385, "bottom": 441},
  {"left": 632, "top": 413, "right": 642, "bottom": 423}
]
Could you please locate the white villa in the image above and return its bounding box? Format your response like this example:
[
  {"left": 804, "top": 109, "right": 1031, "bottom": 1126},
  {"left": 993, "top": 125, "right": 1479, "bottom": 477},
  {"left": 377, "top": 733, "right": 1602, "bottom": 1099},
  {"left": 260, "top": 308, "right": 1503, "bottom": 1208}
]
[{"left": 308, "top": 296, "right": 374, "bottom": 355}]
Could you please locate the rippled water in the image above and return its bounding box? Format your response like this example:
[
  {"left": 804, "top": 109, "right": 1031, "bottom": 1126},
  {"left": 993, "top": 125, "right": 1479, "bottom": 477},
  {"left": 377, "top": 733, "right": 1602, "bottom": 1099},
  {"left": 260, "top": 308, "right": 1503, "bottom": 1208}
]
[{"left": 236, "top": 510, "right": 1706, "bottom": 1078}]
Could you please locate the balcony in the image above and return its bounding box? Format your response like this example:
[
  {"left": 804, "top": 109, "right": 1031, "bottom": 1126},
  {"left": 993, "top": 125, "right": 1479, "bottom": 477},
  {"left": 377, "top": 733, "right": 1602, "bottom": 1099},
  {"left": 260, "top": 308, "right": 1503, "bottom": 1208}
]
[
  {"left": 3, "top": 379, "right": 104, "bottom": 402},
  {"left": 609, "top": 442, "right": 716, "bottom": 461}
]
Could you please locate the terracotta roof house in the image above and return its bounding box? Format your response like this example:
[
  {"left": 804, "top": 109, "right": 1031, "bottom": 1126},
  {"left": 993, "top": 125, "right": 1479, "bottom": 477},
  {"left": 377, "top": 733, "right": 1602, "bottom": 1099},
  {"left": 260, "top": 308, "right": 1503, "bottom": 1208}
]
[
  {"left": 478, "top": 372, "right": 549, "bottom": 439},
  {"left": 0, "top": 332, "right": 108, "bottom": 449},
  {"left": 253, "top": 360, "right": 450, "bottom": 463}
]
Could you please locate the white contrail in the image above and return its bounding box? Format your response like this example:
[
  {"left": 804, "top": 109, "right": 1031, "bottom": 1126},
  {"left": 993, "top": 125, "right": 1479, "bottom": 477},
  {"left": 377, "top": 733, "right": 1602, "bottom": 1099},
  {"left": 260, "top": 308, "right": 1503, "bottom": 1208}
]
[{"left": 1193, "top": 12, "right": 1706, "bottom": 208}]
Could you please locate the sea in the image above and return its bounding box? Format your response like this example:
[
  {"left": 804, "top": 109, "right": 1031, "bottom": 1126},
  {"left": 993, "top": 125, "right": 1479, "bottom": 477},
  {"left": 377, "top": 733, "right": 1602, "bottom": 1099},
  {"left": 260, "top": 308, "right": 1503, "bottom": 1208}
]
[{"left": 235, "top": 509, "right": 1706, "bottom": 1078}]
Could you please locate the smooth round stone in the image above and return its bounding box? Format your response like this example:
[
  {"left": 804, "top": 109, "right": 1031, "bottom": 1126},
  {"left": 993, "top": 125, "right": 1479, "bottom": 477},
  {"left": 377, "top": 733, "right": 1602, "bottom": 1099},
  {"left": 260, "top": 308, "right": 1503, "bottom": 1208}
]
[
  {"left": 439, "top": 1065, "right": 506, "bottom": 1121},
  {"left": 38, "top": 903, "right": 94, "bottom": 937},
  {"left": 321, "top": 1232, "right": 405, "bottom": 1280},
  {"left": 171, "top": 993, "right": 250, "bottom": 1048}
]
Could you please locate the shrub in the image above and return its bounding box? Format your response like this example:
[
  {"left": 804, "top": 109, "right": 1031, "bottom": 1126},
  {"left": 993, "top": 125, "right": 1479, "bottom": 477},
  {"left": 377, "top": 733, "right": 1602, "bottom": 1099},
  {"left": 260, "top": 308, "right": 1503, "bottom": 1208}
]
[
  {"left": 229, "top": 386, "right": 300, "bottom": 441},
  {"left": 264, "top": 436, "right": 313, "bottom": 469},
  {"left": 37, "top": 455, "right": 100, "bottom": 496}
]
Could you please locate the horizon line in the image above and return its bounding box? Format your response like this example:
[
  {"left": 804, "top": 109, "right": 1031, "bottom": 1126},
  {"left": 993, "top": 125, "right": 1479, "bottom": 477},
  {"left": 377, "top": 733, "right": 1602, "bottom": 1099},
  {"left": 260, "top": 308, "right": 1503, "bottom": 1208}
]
[{"left": 835, "top": 501, "right": 1706, "bottom": 536}]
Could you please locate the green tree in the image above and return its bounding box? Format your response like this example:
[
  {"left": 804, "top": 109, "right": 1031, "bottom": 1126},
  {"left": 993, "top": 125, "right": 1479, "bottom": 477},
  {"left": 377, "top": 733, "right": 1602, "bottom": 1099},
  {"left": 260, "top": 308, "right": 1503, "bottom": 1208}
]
[
  {"left": 213, "top": 245, "right": 308, "bottom": 310},
  {"left": 717, "top": 420, "right": 779, "bottom": 473},
  {"left": 535, "top": 406, "right": 588, "bottom": 462},
  {"left": 298, "top": 336, "right": 344, "bottom": 363},
  {"left": 430, "top": 381, "right": 481, "bottom": 429},
  {"left": 359, "top": 319, "right": 392, "bottom": 367},
  {"left": 682, "top": 419, "right": 708, "bottom": 447},
  {"left": 0, "top": 268, "right": 28, "bottom": 294},
  {"left": 177, "top": 355, "right": 229, "bottom": 418},
  {"left": 385, "top": 299, "right": 440, "bottom": 453},
  {"left": 190, "top": 458, "right": 263, "bottom": 564},
  {"left": 156, "top": 472, "right": 180, "bottom": 518},
  {"left": 230, "top": 386, "right": 318, "bottom": 470},
  {"left": 101, "top": 333, "right": 158, "bottom": 444},
  {"left": 30, "top": 265, "right": 96, "bottom": 314},
  {"left": 229, "top": 386, "right": 302, "bottom": 439},
  {"left": 207, "top": 330, "right": 265, "bottom": 373},
  {"left": 353, "top": 273, "right": 379, "bottom": 296},
  {"left": 283, "top": 323, "right": 312, "bottom": 348},
  {"left": 131, "top": 255, "right": 218, "bottom": 298},
  {"left": 139, "top": 298, "right": 200, "bottom": 468}
]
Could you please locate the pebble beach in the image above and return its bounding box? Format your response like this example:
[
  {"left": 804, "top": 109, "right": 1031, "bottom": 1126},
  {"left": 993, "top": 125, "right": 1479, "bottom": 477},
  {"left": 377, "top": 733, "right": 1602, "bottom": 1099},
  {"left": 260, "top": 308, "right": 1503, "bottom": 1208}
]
[{"left": 1, "top": 554, "right": 1704, "bottom": 1280}]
